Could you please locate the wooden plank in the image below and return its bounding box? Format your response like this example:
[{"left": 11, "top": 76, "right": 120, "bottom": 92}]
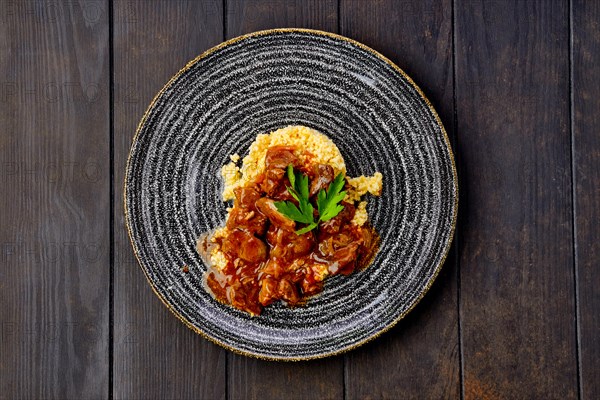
[
  {"left": 0, "top": 1, "right": 110, "bottom": 398},
  {"left": 455, "top": 1, "right": 578, "bottom": 398},
  {"left": 572, "top": 1, "right": 600, "bottom": 398},
  {"left": 225, "top": 2, "right": 343, "bottom": 399},
  {"left": 112, "top": 1, "right": 225, "bottom": 399},
  {"left": 228, "top": 355, "right": 344, "bottom": 400},
  {"left": 340, "top": 1, "right": 460, "bottom": 398},
  {"left": 227, "top": 0, "right": 337, "bottom": 37}
]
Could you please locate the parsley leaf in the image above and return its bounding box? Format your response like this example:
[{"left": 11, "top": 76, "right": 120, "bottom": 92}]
[
  {"left": 274, "top": 165, "right": 347, "bottom": 235},
  {"left": 316, "top": 172, "right": 346, "bottom": 222},
  {"left": 274, "top": 200, "right": 313, "bottom": 224},
  {"left": 275, "top": 165, "right": 315, "bottom": 229},
  {"left": 295, "top": 222, "right": 318, "bottom": 235}
]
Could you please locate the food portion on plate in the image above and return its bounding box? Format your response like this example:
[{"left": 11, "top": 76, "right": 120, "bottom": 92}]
[{"left": 197, "top": 125, "right": 383, "bottom": 315}]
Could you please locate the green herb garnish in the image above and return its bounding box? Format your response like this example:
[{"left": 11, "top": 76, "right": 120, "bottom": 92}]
[
  {"left": 316, "top": 171, "right": 346, "bottom": 222},
  {"left": 274, "top": 165, "right": 346, "bottom": 235}
]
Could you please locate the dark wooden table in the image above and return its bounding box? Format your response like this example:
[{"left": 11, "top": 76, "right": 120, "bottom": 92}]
[{"left": 2, "top": 1, "right": 599, "bottom": 399}]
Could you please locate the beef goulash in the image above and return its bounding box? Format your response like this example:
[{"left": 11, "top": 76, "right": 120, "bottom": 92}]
[{"left": 198, "top": 126, "right": 383, "bottom": 316}]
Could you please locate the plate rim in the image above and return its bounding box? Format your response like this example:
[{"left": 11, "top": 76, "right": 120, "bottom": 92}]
[{"left": 124, "top": 28, "right": 459, "bottom": 361}]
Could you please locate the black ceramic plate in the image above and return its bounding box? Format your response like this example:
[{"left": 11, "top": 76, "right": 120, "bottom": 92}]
[{"left": 125, "top": 29, "right": 457, "bottom": 360}]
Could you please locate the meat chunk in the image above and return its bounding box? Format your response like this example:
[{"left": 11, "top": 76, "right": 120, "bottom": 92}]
[
  {"left": 225, "top": 280, "right": 261, "bottom": 316},
  {"left": 255, "top": 197, "right": 295, "bottom": 230},
  {"left": 332, "top": 243, "right": 360, "bottom": 274},
  {"left": 277, "top": 279, "right": 300, "bottom": 304},
  {"left": 356, "top": 226, "right": 378, "bottom": 266},
  {"left": 317, "top": 237, "right": 335, "bottom": 257},
  {"left": 226, "top": 206, "right": 268, "bottom": 236},
  {"left": 238, "top": 236, "right": 267, "bottom": 263},
  {"left": 266, "top": 225, "right": 315, "bottom": 262},
  {"left": 319, "top": 202, "right": 356, "bottom": 236},
  {"left": 261, "top": 146, "right": 298, "bottom": 195},
  {"left": 287, "top": 232, "right": 314, "bottom": 258},
  {"left": 222, "top": 229, "right": 268, "bottom": 263},
  {"left": 300, "top": 270, "right": 323, "bottom": 296},
  {"left": 261, "top": 167, "right": 285, "bottom": 195},
  {"left": 265, "top": 145, "right": 297, "bottom": 169},
  {"left": 260, "top": 258, "right": 284, "bottom": 278},
  {"left": 234, "top": 185, "right": 262, "bottom": 208},
  {"left": 360, "top": 227, "right": 374, "bottom": 252},
  {"left": 206, "top": 271, "right": 227, "bottom": 301},
  {"left": 228, "top": 185, "right": 268, "bottom": 235},
  {"left": 309, "top": 164, "right": 334, "bottom": 197},
  {"left": 258, "top": 277, "right": 279, "bottom": 306}
]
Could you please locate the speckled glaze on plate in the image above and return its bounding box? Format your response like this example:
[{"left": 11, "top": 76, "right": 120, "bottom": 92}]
[{"left": 125, "top": 29, "right": 457, "bottom": 360}]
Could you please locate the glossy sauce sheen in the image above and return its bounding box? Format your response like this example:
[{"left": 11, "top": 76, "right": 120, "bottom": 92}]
[{"left": 204, "top": 146, "right": 378, "bottom": 315}]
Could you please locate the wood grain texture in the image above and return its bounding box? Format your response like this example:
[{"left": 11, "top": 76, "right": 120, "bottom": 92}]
[
  {"left": 340, "top": 1, "right": 460, "bottom": 398},
  {"left": 226, "top": 2, "right": 343, "bottom": 399},
  {"left": 228, "top": 354, "right": 344, "bottom": 400},
  {"left": 572, "top": 1, "right": 600, "bottom": 398},
  {"left": 112, "top": 1, "right": 226, "bottom": 399},
  {"left": 0, "top": 1, "right": 110, "bottom": 398},
  {"left": 227, "top": 0, "right": 337, "bottom": 37},
  {"left": 3, "top": 2, "right": 598, "bottom": 398},
  {"left": 455, "top": 1, "right": 578, "bottom": 398}
]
